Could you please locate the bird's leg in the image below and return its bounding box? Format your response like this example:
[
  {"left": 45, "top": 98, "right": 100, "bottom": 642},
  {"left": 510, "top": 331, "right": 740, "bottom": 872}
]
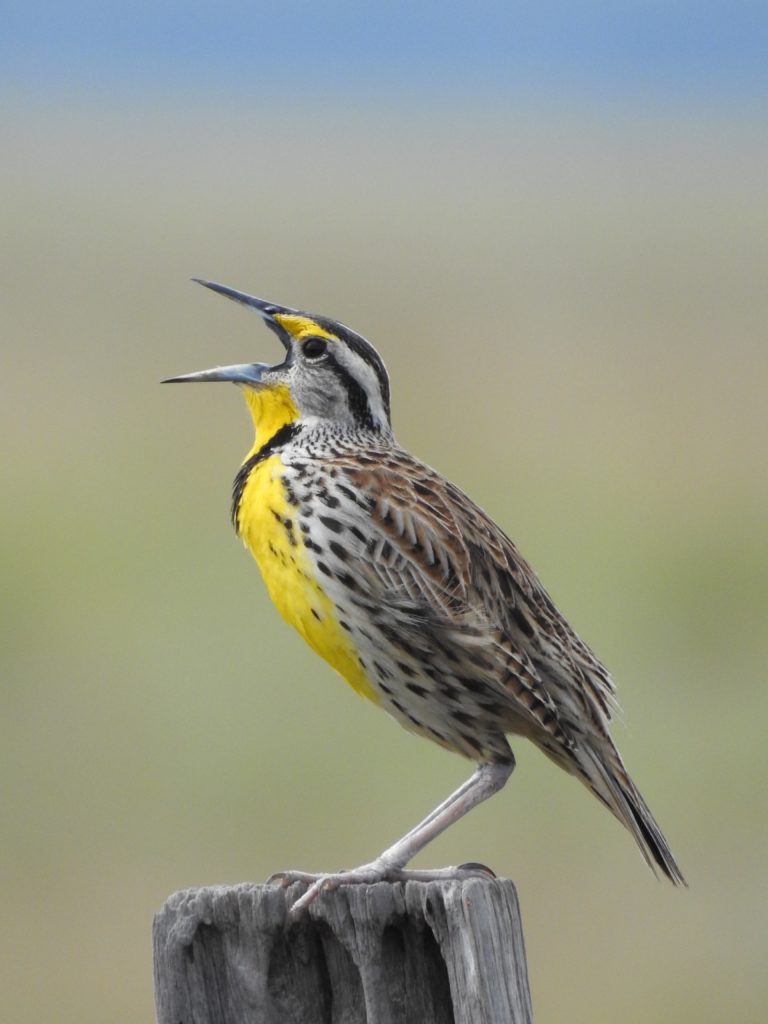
[
  {"left": 271, "top": 759, "right": 514, "bottom": 917},
  {"left": 361, "top": 759, "right": 514, "bottom": 873}
]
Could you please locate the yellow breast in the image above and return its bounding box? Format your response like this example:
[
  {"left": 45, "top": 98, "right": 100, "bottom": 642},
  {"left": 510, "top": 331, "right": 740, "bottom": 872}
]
[{"left": 236, "top": 451, "right": 380, "bottom": 705}]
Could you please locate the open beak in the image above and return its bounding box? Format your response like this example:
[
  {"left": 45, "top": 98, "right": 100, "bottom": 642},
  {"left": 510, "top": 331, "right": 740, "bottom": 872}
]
[
  {"left": 162, "top": 362, "right": 271, "bottom": 385},
  {"left": 162, "top": 279, "right": 296, "bottom": 385}
]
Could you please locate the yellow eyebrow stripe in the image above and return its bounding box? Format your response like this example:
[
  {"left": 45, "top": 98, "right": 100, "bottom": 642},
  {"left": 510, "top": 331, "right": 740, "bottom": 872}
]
[{"left": 273, "top": 313, "right": 337, "bottom": 341}]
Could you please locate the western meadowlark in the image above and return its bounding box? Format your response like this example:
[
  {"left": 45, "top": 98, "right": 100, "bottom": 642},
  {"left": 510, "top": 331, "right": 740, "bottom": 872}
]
[{"left": 165, "top": 279, "right": 685, "bottom": 913}]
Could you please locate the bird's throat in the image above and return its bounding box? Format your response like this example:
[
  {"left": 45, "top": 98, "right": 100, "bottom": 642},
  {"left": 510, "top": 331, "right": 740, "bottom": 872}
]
[{"left": 241, "top": 383, "right": 301, "bottom": 455}]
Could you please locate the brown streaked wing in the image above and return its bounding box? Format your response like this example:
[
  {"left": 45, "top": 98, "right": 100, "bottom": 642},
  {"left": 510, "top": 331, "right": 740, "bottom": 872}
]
[
  {"left": 332, "top": 446, "right": 617, "bottom": 738},
  {"left": 325, "top": 451, "right": 568, "bottom": 746}
]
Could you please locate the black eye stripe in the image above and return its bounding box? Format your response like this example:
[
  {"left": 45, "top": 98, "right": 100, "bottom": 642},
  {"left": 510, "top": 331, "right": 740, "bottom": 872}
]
[
  {"left": 323, "top": 358, "right": 376, "bottom": 431},
  {"left": 302, "top": 337, "right": 328, "bottom": 359}
]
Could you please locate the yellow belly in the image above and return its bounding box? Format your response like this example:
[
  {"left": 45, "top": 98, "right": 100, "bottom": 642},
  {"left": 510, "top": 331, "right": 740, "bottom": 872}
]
[{"left": 237, "top": 453, "right": 380, "bottom": 704}]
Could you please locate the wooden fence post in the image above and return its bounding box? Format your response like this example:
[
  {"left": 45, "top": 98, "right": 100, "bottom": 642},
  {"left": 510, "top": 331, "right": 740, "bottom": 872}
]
[{"left": 153, "top": 878, "right": 533, "bottom": 1023}]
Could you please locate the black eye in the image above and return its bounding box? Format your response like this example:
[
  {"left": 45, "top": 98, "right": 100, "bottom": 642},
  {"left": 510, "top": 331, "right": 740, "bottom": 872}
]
[{"left": 302, "top": 337, "right": 328, "bottom": 360}]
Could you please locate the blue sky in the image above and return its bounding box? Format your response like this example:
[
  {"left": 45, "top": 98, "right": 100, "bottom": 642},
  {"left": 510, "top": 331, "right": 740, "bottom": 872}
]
[{"left": 4, "top": 2, "right": 767, "bottom": 103}]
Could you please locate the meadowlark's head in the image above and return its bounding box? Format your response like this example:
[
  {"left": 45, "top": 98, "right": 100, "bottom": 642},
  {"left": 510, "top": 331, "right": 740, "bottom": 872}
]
[{"left": 165, "top": 280, "right": 392, "bottom": 436}]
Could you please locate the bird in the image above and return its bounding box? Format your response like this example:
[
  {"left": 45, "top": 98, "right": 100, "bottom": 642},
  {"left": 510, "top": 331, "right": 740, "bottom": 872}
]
[{"left": 165, "top": 279, "right": 686, "bottom": 913}]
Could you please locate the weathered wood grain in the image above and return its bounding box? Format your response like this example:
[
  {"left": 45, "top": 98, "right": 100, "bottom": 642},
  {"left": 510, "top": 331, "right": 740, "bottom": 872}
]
[{"left": 153, "top": 878, "right": 532, "bottom": 1023}]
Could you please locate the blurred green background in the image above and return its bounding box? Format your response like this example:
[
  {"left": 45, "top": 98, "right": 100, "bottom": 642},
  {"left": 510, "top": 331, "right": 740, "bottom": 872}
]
[{"left": 2, "top": 4, "right": 767, "bottom": 1022}]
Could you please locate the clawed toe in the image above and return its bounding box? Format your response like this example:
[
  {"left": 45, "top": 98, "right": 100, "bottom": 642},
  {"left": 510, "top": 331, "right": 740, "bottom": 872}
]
[
  {"left": 267, "top": 869, "right": 321, "bottom": 886},
  {"left": 288, "top": 874, "right": 346, "bottom": 918},
  {"left": 457, "top": 861, "right": 496, "bottom": 878},
  {"left": 278, "top": 864, "right": 390, "bottom": 918}
]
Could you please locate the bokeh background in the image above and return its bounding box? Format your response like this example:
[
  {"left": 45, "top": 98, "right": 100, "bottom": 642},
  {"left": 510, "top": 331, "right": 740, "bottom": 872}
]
[{"left": 3, "top": 3, "right": 767, "bottom": 1021}]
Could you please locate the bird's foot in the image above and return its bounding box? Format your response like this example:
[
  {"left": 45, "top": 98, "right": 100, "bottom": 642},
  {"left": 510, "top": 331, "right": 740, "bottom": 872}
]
[
  {"left": 268, "top": 861, "right": 390, "bottom": 918},
  {"left": 268, "top": 860, "right": 496, "bottom": 919}
]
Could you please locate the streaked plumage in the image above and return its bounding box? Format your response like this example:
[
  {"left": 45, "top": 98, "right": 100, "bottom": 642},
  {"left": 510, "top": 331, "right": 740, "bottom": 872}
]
[{"left": 166, "top": 279, "right": 685, "bottom": 912}]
